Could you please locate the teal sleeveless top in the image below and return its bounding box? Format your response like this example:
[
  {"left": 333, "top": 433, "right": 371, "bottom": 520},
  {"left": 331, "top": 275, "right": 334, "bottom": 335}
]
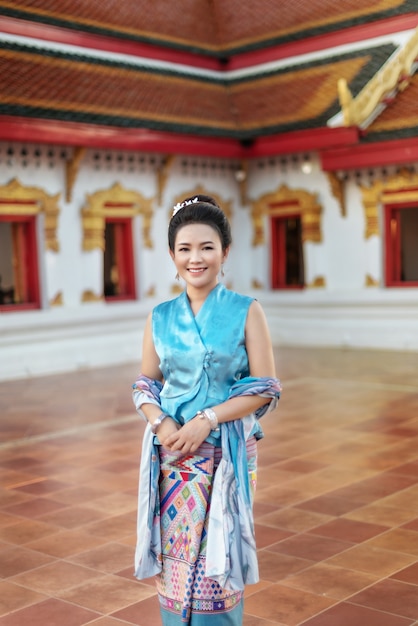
[{"left": 152, "top": 283, "right": 255, "bottom": 440}]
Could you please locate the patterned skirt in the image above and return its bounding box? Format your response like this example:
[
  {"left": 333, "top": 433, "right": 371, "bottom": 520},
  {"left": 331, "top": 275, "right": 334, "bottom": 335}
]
[{"left": 157, "top": 438, "right": 257, "bottom": 626}]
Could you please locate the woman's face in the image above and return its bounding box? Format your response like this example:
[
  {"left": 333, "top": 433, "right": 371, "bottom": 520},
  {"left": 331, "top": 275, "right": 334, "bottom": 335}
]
[{"left": 170, "top": 223, "right": 228, "bottom": 293}]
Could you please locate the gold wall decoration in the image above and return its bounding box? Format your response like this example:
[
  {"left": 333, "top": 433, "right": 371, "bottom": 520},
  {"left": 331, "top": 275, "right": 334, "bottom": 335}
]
[
  {"left": 251, "top": 278, "right": 264, "bottom": 289},
  {"left": 360, "top": 168, "right": 418, "bottom": 239},
  {"left": 50, "top": 291, "right": 63, "bottom": 306},
  {"left": 250, "top": 184, "right": 322, "bottom": 246},
  {"left": 81, "top": 289, "right": 103, "bottom": 302},
  {"left": 81, "top": 183, "right": 153, "bottom": 251},
  {"left": 170, "top": 282, "right": 184, "bottom": 295},
  {"left": 365, "top": 274, "right": 379, "bottom": 287},
  {"left": 65, "top": 147, "right": 86, "bottom": 203},
  {"left": 326, "top": 171, "right": 346, "bottom": 217},
  {"left": 307, "top": 276, "right": 326, "bottom": 288},
  {"left": 0, "top": 178, "right": 61, "bottom": 251},
  {"left": 157, "top": 154, "right": 175, "bottom": 205},
  {"left": 171, "top": 186, "right": 232, "bottom": 220},
  {"left": 338, "top": 26, "right": 418, "bottom": 127},
  {"left": 145, "top": 285, "right": 156, "bottom": 297}
]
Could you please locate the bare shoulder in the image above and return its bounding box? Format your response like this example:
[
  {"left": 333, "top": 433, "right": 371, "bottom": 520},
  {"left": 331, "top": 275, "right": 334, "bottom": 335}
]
[
  {"left": 245, "top": 299, "right": 276, "bottom": 377},
  {"left": 246, "top": 299, "right": 269, "bottom": 331}
]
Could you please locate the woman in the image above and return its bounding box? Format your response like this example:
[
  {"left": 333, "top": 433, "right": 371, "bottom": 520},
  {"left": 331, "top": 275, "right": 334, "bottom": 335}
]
[{"left": 132, "top": 194, "right": 281, "bottom": 625}]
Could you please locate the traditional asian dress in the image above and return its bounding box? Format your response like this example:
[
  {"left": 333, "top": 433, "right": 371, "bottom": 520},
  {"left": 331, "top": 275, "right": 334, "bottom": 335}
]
[{"left": 133, "top": 283, "right": 281, "bottom": 625}]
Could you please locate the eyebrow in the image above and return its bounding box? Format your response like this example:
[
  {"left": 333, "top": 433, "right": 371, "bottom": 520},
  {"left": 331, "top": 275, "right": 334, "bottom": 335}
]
[{"left": 176, "top": 240, "right": 215, "bottom": 246}]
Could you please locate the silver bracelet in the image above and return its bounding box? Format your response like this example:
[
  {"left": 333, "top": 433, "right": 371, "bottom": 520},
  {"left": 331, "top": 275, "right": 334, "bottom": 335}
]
[
  {"left": 150, "top": 412, "right": 169, "bottom": 434},
  {"left": 197, "top": 408, "right": 219, "bottom": 431}
]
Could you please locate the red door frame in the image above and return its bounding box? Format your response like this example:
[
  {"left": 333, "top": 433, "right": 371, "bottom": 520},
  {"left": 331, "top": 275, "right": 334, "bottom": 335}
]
[
  {"left": 270, "top": 213, "right": 304, "bottom": 290},
  {"left": 385, "top": 201, "right": 418, "bottom": 287},
  {"left": 0, "top": 214, "right": 40, "bottom": 312},
  {"left": 104, "top": 217, "right": 136, "bottom": 301}
]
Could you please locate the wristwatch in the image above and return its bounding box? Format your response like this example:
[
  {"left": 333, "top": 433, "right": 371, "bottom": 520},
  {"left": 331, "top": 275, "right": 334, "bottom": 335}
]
[{"left": 151, "top": 412, "right": 169, "bottom": 434}]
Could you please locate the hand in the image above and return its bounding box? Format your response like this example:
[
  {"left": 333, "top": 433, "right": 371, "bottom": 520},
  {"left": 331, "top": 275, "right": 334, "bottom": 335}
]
[
  {"left": 163, "top": 415, "right": 211, "bottom": 454},
  {"left": 155, "top": 417, "right": 180, "bottom": 447}
]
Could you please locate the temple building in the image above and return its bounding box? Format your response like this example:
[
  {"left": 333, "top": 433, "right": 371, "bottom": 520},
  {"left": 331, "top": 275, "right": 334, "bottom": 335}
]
[{"left": 0, "top": 1, "right": 418, "bottom": 380}]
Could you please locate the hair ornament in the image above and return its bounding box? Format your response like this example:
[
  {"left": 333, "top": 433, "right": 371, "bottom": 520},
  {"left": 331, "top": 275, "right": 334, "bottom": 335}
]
[{"left": 172, "top": 196, "right": 199, "bottom": 217}]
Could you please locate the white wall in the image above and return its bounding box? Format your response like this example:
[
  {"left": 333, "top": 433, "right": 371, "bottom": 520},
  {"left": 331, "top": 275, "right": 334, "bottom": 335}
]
[{"left": 0, "top": 143, "right": 418, "bottom": 381}]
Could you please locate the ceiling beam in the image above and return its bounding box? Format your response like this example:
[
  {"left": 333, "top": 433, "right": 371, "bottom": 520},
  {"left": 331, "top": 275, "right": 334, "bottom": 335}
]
[
  {"left": 321, "top": 136, "right": 418, "bottom": 171},
  {"left": 0, "top": 115, "right": 362, "bottom": 159}
]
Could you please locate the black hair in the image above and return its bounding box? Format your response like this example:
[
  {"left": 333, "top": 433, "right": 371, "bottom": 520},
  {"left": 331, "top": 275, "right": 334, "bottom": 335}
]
[{"left": 168, "top": 194, "right": 232, "bottom": 252}]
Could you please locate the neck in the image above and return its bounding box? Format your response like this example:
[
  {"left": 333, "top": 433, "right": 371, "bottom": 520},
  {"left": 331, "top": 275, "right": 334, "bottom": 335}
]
[{"left": 186, "top": 282, "right": 219, "bottom": 314}]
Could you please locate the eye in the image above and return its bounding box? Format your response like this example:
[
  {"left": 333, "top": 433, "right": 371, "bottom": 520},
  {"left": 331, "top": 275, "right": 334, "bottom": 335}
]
[{"left": 203, "top": 245, "right": 214, "bottom": 250}]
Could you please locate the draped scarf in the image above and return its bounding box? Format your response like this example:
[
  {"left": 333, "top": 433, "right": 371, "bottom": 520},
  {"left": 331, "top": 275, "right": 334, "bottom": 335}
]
[{"left": 133, "top": 374, "right": 281, "bottom": 590}]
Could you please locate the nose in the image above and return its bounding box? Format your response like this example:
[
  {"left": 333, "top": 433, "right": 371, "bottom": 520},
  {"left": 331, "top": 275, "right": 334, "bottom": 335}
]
[{"left": 189, "top": 249, "right": 202, "bottom": 262}]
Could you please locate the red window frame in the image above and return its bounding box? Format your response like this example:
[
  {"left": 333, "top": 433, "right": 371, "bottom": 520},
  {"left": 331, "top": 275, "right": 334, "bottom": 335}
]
[
  {"left": 103, "top": 217, "right": 136, "bottom": 301},
  {"left": 385, "top": 201, "right": 418, "bottom": 287},
  {"left": 270, "top": 213, "right": 304, "bottom": 290},
  {"left": 0, "top": 214, "right": 40, "bottom": 312}
]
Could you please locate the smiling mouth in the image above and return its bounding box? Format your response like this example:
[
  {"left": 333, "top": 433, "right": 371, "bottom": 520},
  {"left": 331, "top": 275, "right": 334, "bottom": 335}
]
[{"left": 188, "top": 268, "right": 206, "bottom": 273}]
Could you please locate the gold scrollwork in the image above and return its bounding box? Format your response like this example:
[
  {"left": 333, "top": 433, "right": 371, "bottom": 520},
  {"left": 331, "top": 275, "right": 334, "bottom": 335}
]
[
  {"left": 65, "top": 147, "right": 86, "bottom": 203},
  {"left": 81, "top": 183, "right": 154, "bottom": 251},
  {"left": 250, "top": 184, "right": 322, "bottom": 246},
  {"left": 339, "top": 26, "right": 418, "bottom": 127},
  {"left": 0, "top": 178, "right": 61, "bottom": 251},
  {"left": 360, "top": 168, "right": 418, "bottom": 239},
  {"left": 326, "top": 171, "right": 346, "bottom": 216},
  {"left": 157, "top": 154, "right": 175, "bottom": 205}
]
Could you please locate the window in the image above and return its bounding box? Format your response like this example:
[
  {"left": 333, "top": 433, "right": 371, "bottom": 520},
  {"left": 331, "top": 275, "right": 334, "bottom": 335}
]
[
  {"left": 81, "top": 183, "right": 153, "bottom": 302},
  {"left": 0, "top": 215, "right": 40, "bottom": 310},
  {"left": 0, "top": 178, "right": 60, "bottom": 311},
  {"left": 103, "top": 218, "right": 136, "bottom": 300},
  {"left": 385, "top": 202, "right": 418, "bottom": 287},
  {"left": 250, "top": 184, "right": 322, "bottom": 289},
  {"left": 271, "top": 214, "right": 304, "bottom": 289}
]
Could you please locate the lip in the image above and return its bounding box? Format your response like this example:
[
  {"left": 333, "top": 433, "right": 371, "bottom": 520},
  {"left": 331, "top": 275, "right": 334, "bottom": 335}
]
[{"left": 188, "top": 267, "right": 206, "bottom": 273}]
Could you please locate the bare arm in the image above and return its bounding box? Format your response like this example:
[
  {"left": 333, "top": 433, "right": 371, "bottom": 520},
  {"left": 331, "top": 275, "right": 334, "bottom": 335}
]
[{"left": 137, "top": 313, "right": 180, "bottom": 443}]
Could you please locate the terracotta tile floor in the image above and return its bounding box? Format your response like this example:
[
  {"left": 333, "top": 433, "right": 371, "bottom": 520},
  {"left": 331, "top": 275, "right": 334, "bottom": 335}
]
[{"left": 1, "top": 346, "right": 418, "bottom": 625}]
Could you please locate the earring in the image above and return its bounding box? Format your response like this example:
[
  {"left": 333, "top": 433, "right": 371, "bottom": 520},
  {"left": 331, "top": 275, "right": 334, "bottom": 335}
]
[
  {"left": 221, "top": 265, "right": 225, "bottom": 277},
  {"left": 175, "top": 272, "right": 180, "bottom": 281}
]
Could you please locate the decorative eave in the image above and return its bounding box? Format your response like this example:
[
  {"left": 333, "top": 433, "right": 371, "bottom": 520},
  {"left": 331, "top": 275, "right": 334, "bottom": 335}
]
[
  {"left": 0, "top": 115, "right": 244, "bottom": 158},
  {"left": 337, "top": 25, "right": 418, "bottom": 129},
  {"left": 246, "top": 126, "right": 360, "bottom": 158},
  {"left": 0, "top": 115, "right": 360, "bottom": 160},
  {"left": 321, "top": 135, "right": 418, "bottom": 171}
]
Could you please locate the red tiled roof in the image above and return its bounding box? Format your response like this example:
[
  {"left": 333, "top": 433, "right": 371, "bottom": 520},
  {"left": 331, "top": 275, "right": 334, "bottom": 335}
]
[
  {"left": 0, "top": 1, "right": 417, "bottom": 152},
  {"left": 0, "top": 41, "right": 396, "bottom": 140},
  {"left": 0, "top": 0, "right": 414, "bottom": 56},
  {"left": 365, "top": 72, "right": 418, "bottom": 140}
]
